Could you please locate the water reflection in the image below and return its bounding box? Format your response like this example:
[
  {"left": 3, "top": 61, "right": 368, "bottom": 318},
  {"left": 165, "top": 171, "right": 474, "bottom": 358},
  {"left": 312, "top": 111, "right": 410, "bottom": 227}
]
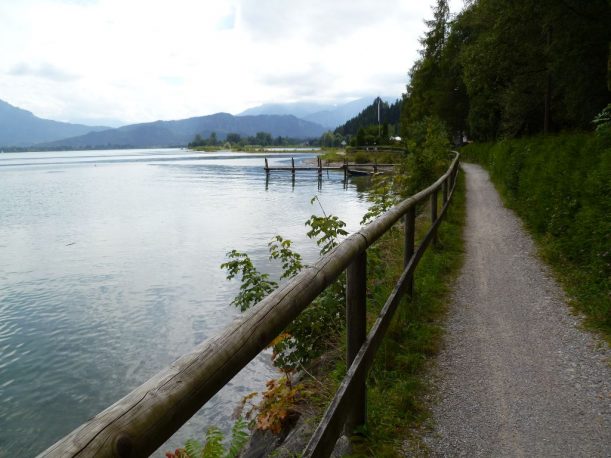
[{"left": 263, "top": 170, "right": 352, "bottom": 193}]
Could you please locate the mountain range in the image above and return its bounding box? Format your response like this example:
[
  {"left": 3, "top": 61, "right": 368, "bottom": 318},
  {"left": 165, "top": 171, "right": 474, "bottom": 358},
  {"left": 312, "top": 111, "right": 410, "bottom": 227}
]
[
  {"left": 239, "top": 97, "right": 394, "bottom": 128},
  {"left": 0, "top": 95, "right": 397, "bottom": 149},
  {"left": 39, "top": 113, "right": 326, "bottom": 149},
  {"left": 0, "top": 99, "right": 109, "bottom": 147}
]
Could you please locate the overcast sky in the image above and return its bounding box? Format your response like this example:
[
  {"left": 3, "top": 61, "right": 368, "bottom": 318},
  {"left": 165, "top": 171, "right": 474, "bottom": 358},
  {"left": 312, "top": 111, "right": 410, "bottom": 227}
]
[{"left": 0, "top": 0, "right": 464, "bottom": 126}]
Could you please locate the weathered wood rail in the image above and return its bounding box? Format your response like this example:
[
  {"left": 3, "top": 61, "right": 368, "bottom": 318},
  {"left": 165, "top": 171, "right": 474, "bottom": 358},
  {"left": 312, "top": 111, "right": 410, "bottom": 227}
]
[{"left": 39, "top": 153, "right": 460, "bottom": 457}]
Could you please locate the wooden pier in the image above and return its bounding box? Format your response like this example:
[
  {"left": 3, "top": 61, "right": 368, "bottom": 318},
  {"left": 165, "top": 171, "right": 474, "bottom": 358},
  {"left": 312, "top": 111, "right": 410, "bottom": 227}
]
[{"left": 264, "top": 157, "right": 396, "bottom": 179}]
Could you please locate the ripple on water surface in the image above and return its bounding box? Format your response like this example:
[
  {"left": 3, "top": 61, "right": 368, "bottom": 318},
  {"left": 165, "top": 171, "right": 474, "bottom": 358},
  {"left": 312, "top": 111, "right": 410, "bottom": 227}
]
[{"left": 0, "top": 149, "right": 369, "bottom": 455}]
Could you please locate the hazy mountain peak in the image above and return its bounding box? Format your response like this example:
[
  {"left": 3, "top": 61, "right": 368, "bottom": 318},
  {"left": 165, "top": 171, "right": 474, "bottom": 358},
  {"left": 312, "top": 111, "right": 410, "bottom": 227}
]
[
  {"left": 0, "top": 98, "right": 34, "bottom": 117},
  {"left": 0, "top": 98, "right": 111, "bottom": 147},
  {"left": 238, "top": 96, "right": 397, "bottom": 129},
  {"left": 238, "top": 102, "right": 333, "bottom": 118}
]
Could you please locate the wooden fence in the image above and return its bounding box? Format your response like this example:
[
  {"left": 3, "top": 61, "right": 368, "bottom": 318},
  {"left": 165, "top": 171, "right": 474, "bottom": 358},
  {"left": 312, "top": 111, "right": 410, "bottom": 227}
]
[{"left": 39, "top": 153, "right": 460, "bottom": 457}]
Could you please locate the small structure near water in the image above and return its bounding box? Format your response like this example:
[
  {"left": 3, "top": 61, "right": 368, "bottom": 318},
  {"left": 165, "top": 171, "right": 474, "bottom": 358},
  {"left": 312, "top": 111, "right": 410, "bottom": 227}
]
[{"left": 264, "top": 157, "right": 396, "bottom": 181}]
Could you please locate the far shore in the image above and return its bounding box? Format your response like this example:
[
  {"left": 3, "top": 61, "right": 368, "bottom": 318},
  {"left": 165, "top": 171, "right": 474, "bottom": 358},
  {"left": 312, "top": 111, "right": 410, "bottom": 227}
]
[{"left": 189, "top": 146, "right": 321, "bottom": 154}]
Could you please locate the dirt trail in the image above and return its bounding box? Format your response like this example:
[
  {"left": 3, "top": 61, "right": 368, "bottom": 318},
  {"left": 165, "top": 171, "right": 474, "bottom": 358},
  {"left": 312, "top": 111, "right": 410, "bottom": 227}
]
[{"left": 424, "top": 163, "right": 610, "bottom": 457}]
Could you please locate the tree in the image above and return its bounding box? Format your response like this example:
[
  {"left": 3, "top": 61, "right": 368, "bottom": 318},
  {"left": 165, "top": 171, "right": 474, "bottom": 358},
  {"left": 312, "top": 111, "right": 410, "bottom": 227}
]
[
  {"left": 402, "top": 0, "right": 469, "bottom": 138},
  {"left": 320, "top": 131, "right": 335, "bottom": 147},
  {"left": 188, "top": 134, "right": 210, "bottom": 148},
  {"left": 334, "top": 98, "right": 403, "bottom": 147},
  {"left": 226, "top": 133, "right": 241, "bottom": 144},
  {"left": 356, "top": 128, "right": 365, "bottom": 146},
  {"left": 402, "top": 0, "right": 611, "bottom": 141},
  {"left": 209, "top": 132, "right": 218, "bottom": 146},
  {"left": 255, "top": 132, "right": 272, "bottom": 146}
]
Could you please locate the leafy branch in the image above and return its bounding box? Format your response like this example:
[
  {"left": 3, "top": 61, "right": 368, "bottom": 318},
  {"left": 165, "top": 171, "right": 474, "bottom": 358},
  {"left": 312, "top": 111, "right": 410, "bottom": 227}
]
[
  {"left": 165, "top": 417, "right": 249, "bottom": 458},
  {"left": 305, "top": 196, "right": 348, "bottom": 255},
  {"left": 360, "top": 175, "right": 400, "bottom": 225},
  {"left": 220, "top": 250, "right": 278, "bottom": 312},
  {"left": 268, "top": 235, "right": 304, "bottom": 280}
]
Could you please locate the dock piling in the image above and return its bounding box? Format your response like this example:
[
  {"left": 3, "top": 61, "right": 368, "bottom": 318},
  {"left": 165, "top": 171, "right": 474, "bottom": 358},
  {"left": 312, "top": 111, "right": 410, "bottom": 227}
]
[{"left": 263, "top": 158, "right": 396, "bottom": 179}]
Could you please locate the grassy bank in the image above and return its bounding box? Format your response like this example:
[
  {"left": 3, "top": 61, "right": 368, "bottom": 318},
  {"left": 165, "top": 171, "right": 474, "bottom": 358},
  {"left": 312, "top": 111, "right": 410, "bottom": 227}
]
[
  {"left": 461, "top": 133, "right": 610, "bottom": 340},
  {"left": 343, "top": 172, "right": 466, "bottom": 456}
]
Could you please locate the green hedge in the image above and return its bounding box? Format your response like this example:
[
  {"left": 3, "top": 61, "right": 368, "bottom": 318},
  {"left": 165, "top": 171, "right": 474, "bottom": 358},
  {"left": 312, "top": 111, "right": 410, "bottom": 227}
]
[{"left": 461, "top": 133, "right": 610, "bottom": 338}]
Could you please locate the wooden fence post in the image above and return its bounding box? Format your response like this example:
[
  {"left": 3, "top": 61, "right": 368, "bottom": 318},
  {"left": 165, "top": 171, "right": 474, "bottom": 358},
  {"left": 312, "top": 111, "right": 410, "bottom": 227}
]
[
  {"left": 291, "top": 157, "right": 295, "bottom": 176},
  {"left": 442, "top": 178, "right": 448, "bottom": 204},
  {"left": 343, "top": 158, "right": 348, "bottom": 181},
  {"left": 451, "top": 163, "right": 458, "bottom": 189},
  {"left": 431, "top": 190, "right": 438, "bottom": 246},
  {"left": 404, "top": 206, "right": 415, "bottom": 297},
  {"left": 455, "top": 162, "right": 460, "bottom": 186},
  {"left": 346, "top": 250, "right": 367, "bottom": 433}
]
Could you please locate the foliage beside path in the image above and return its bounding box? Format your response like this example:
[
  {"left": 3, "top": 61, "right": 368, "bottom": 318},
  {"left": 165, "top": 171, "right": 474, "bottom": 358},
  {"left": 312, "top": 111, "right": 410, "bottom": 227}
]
[{"left": 462, "top": 130, "right": 611, "bottom": 340}]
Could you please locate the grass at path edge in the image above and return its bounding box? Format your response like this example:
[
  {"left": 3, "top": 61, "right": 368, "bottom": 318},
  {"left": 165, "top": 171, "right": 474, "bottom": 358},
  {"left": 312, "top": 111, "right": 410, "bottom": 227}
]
[{"left": 345, "top": 171, "right": 467, "bottom": 456}]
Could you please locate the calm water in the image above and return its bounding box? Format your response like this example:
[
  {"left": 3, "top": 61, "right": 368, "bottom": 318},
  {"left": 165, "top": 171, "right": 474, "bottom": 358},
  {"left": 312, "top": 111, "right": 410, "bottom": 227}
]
[{"left": 0, "top": 148, "right": 370, "bottom": 456}]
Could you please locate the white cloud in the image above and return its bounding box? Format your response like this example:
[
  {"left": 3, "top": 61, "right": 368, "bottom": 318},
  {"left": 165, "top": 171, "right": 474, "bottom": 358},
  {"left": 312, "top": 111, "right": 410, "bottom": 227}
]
[{"left": 0, "top": 0, "right": 464, "bottom": 125}]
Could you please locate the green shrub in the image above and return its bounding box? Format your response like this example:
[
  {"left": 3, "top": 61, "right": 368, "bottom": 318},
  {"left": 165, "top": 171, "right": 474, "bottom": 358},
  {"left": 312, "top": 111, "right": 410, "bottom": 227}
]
[
  {"left": 221, "top": 196, "right": 348, "bottom": 370},
  {"left": 401, "top": 116, "right": 451, "bottom": 196},
  {"left": 462, "top": 131, "right": 611, "bottom": 337},
  {"left": 353, "top": 151, "right": 369, "bottom": 164},
  {"left": 165, "top": 417, "right": 249, "bottom": 458}
]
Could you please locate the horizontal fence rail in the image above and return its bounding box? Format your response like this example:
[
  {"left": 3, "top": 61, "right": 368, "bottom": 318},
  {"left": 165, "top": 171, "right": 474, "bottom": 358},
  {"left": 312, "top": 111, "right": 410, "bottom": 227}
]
[
  {"left": 304, "top": 154, "right": 460, "bottom": 456},
  {"left": 39, "top": 153, "right": 460, "bottom": 458}
]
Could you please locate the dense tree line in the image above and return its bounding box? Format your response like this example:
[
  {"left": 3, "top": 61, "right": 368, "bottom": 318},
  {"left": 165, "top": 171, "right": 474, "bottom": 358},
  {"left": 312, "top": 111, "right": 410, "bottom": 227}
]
[
  {"left": 188, "top": 131, "right": 305, "bottom": 148},
  {"left": 319, "top": 131, "right": 346, "bottom": 147},
  {"left": 324, "top": 97, "right": 402, "bottom": 146},
  {"left": 335, "top": 97, "right": 402, "bottom": 136},
  {"left": 403, "top": 0, "right": 610, "bottom": 141},
  {"left": 335, "top": 97, "right": 402, "bottom": 143}
]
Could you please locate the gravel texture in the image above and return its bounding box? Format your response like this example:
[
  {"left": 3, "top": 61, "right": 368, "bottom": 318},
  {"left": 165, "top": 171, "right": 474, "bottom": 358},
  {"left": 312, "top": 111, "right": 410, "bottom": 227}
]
[{"left": 423, "top": 163, "right": 610, "bottom": 457}]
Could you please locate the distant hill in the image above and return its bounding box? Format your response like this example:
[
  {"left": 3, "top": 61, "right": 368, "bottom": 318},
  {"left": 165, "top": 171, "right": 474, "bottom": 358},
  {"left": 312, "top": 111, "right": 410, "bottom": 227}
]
[
  {"left": 238, "top": 97, "right": 396, "bottom": 129},
  {"left": 303, "top": 97, "right": 394, "bottom": 129},
  {"left": 39, "top": 112, "right": 326, "bottom": 148},
  {"left": 0, "top": 99, "right": 110, "bottom": 147},
  {"left": 238, "top": 102, "right": 331, "bottom": 119}
]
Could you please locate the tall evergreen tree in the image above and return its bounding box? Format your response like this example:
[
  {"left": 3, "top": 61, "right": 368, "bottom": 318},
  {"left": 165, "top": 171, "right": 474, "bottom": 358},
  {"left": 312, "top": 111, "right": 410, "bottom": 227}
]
[
  {"left": 402, "top": 0, "right": 611, "bottom": 141},
  {"left": 402, "top": 0, "right": 468, "bottom": 139},
  {"left": 334, "top": 98, "right": 402, "bottom": 138}
]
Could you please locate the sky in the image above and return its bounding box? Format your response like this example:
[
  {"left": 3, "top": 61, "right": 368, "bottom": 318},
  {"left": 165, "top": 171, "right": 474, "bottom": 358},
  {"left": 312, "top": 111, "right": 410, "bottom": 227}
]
[{"left": 0, "top": 0, "right": 464, "bottom": 126}]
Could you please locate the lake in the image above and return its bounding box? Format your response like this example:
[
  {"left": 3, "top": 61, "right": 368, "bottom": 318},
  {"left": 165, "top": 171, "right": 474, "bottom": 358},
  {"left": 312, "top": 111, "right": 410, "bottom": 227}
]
[{"left": 0, "top": 148, "right": 371, "bottom": 455}]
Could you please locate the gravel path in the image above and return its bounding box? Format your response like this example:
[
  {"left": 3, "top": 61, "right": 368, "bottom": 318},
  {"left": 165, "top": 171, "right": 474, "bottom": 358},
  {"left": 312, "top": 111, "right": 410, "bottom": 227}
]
[{"left": 424, "top": 163, "right": 610, "bottom": 457}]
